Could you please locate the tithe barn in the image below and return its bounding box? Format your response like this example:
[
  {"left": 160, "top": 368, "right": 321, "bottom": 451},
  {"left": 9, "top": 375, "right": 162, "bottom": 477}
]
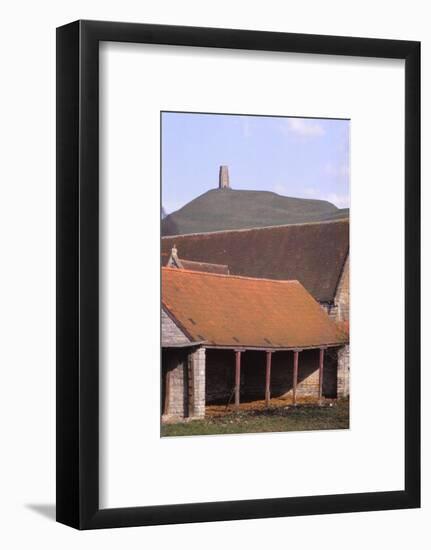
[{"left": 162, "top": 267, "right": 349, "bottom": 420}]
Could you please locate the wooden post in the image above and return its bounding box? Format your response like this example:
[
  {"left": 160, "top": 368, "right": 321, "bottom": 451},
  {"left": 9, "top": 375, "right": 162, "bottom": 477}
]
[
  {"left": 164, "top": 369, "right": 171, "bottom": 415},
  {"left": 318, "top": 348, "right": 325, "bottom": 405},
  {"left": 265, "top": 351, "right": 272, "bottom": 407},
  {"left": 292, "top": 350, "right": 299, "bottom": 405},
  {"left": 235, "top": 350, "right": 242, "bottom": 410}
]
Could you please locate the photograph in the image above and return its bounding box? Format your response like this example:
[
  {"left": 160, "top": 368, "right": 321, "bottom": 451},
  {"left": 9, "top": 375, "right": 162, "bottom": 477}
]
[
  {"left": 160, "top": 111, "right": 350, "bottom": 437},
  {"left": 0, "top": 0, "right": 421, "bottom": 540}
]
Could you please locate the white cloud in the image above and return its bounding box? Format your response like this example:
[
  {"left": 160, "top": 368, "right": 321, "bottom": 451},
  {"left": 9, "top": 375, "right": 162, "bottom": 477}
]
[{"left": 282, "top": 118, "right": 325, "bottom": 138}]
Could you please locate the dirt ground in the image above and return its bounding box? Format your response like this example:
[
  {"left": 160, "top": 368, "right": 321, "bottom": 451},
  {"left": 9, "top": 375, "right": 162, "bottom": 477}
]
[{"left": 205, "top": 395, "right": 335, "bottom": 417}]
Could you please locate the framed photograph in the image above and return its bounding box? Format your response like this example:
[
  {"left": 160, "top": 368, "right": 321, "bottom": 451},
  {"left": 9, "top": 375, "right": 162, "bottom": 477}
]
[{"left": 56, "top": 20, "right": 420, "bottom": 529}]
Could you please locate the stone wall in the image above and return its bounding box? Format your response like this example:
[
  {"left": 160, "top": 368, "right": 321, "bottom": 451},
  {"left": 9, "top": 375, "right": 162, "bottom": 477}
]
[
  {"left": 334, "top": 255, "right": 349, "bottom": 322},
  {"left": 333, "top": 256, "right": 349, "bottom": 396},
  {"left": 188, "top": 347, "right": 206, "bottom": 418},
  {"left": 321, "top": 255, "right": 349, "bottom": 322},
  {"left": 337, "top": 345, "right": 350, "bottom": 397},
  {"left": 162, "top": 348, "right": 189, "bottom": 417},
  {"left": 162, "top": 308, "right": 191, "bottom": 347},
  {"left": 320, "top": 302, "right": 337, "bottom": 318},
  {"left": 162, "top": 346, "right": 206, "bottom": 419},
  {"left": 271, "top": 349, "right": 337, "bottom": 399}
]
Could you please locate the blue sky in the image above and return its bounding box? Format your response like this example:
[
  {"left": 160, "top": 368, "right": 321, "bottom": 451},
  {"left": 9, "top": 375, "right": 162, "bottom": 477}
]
[{"left": 161, "top": 112, "right": 350, "bottom": 215}]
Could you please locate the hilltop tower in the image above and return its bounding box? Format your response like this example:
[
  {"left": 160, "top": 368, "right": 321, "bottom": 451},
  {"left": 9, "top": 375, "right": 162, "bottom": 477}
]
[{"left": 219, "top": 165, "right": 230, "bottom": 189}]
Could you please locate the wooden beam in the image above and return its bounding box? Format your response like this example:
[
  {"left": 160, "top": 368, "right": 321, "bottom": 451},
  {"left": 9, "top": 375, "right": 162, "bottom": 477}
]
[
  {"left": 265, "top": 351, "right": 272, "bottom": 407},
  {"left": 318, "top": 348, "right": 325, "bottom": 404},
  {"left": 235, "top": 350, "right": 242, "bottom": 410},
  {"left": 292, "top": 350, "right": 299, "bottom": 405}
]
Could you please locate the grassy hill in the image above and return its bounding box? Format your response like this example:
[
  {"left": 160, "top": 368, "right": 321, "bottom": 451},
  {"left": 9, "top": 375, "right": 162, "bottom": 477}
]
[{"left": 162, "top": 189, "right": 349, "bottom": 236}]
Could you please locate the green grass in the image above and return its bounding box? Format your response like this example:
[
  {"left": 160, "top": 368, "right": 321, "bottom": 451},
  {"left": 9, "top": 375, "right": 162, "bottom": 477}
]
[{"left": 161, "top": 398, "right": 349, "bottom": 437}]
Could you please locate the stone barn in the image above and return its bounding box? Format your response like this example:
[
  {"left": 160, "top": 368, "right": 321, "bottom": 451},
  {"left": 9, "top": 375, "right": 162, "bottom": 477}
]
[{"left": 161, "top": 267, "right": 349, "bottom": 420}]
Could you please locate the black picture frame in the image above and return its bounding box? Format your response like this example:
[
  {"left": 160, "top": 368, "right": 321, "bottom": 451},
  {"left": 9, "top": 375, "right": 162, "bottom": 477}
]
[{"left": 56, "top": 20, "right": 420, "bottom": 530}]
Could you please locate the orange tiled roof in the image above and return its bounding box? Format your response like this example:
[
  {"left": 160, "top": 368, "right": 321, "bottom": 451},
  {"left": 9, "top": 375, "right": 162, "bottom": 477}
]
[
  {"left": 162, "top": 267, "right": 348, "bottom": 350},
  {"left": 336, "top": 320, "right": 349, "bottom": 338}
]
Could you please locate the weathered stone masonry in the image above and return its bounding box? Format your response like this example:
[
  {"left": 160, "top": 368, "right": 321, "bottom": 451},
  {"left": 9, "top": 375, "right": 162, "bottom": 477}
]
[
  {"left": 162, "top": 310, "right": 206, "bottom": 419},
  {"left": 162, "top": 348, "right": 188, "bottom": 417},
  {"left": 321, "top": 255, "right": 349, "bottom": 322},
  {"left": 188, "top": 347, "right": 206, "bottom": 418},
  {"left": 334, "top": 255, "right": 349, "bottom": 322},
  {"left": 333, "top": 255, "right": 349, "bottom": 397},
  {"left": 337, "top": 345, "right": 350, "bottom": 397},
  {"left": 162, "top": 347, "right": 206, "bottom": 419},
  {"left": 162, "top": 308, "right": 191, "bottom": 347}
]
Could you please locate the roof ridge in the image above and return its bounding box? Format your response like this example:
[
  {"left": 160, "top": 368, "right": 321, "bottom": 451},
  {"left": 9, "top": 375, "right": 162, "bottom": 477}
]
[
  {"left": 181, "top": 258, "right": 229, "bottom": 268},
  {"left": 162, "top": 266, "right": 302, "bottom": 285},
  {"left": 161, "top": 217, "right": 349, "bottom": 239}
]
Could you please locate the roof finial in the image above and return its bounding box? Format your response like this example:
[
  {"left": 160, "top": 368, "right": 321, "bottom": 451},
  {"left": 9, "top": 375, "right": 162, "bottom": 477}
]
[{"left": 168, "top": 245, "right": 184, "bottom": 269}]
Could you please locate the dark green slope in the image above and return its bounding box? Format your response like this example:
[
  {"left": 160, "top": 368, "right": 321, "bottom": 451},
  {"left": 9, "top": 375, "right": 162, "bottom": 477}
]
[{"left": 162, "top": 189, "right": 349, "bottom": 236}]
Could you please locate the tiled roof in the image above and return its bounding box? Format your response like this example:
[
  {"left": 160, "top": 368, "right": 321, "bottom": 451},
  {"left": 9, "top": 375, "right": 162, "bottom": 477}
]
[
  {"left": 336, "top": 320, "right": 349, "bottom": 338},
  {"left": 162, "top": 267, "right": 348, "bottom": 350},
  {"left": 161, "top": 220, "right": 349, "bottom": 303},
  {"left": 179, "top": 259, "right": 229, "bottom": 275}
]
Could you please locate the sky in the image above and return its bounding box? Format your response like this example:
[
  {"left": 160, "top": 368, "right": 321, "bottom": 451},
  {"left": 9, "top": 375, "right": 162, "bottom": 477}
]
[{"left": 161, "top": 112, "right": 350, "bottom": 215}]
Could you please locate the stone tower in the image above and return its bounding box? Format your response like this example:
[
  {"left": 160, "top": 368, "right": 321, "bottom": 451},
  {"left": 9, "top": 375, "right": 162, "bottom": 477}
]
[{"left": 219, "top": 165, "right": 230, "bottom": 189}]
